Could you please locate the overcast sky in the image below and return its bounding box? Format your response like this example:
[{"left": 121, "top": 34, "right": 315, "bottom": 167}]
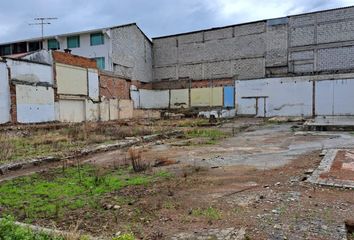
[{"left": 0, "top": 0, "right": 354, "bottom": 43}]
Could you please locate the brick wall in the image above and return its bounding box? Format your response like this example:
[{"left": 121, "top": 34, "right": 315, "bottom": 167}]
[
  {"left": 52, "top": 51, "right": 97, "bottom": 69},
  {"left": 151, "top": 78, "right": 234, "bottom": 90},
  {"left": 99, "top": 71, "right": 131, "bottom": 99},
  {"left": 9, "top": 83, "right": 17, "bottom": 123}
]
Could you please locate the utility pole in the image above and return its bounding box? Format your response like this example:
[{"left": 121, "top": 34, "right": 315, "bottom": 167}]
[{"left": 29, "top": 17, "right": 58, "bottom": 49}]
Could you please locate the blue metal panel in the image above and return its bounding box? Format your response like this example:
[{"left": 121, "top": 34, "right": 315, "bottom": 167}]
[{"left": 224, "top": 86, "right": 235, "bottom": 107}]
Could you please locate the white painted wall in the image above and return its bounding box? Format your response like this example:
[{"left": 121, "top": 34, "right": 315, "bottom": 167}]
[
  {"left": 16, "top": 84, "right": 55, "bottom": 123},
  {"left": 0, "top": 62, "right": 10, "bottom": 124},
  {"left": 86, "top": 100, "right": 100, "bottom": 121},
  {"left": 58, "top": 99, "right": 86, "bottom": 122},
  {"left": 236, "top": 78, "right": 313, "bottom": 117},
  {"left": 88, "top": 68, "right": 99, "bottom": 101},
  {"left": 139, "top": 89, "right": 169, "bottom": 109},
  {"left": 7, "top": 59, "right": 53, "bottom": 84},
  {"left": 316, "top": 79, "right": 354, "bottom": 115},
  {"left": 131, "top": 89, "right": 140, "bottom": 108},
  {"left": 43, "top": 31, "right": 112, "bottom": 71}
]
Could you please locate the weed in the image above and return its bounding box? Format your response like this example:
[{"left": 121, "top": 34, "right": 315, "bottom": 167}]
[
  {"left": 112, "top": 233, "right": 136, "bottom": 240},
  {"left": 191, "top": 206, "right": 222, "bottom": 221},
  {"left": 0, "top": 134, "right": 13, "bottom": 162},
  {"left": 128, "top": 147, "right": 149, "bottom": 172},
  {"left": 185, "top": 129, "right": 226, "bottom": 145},
  {"left": 0, "top": 165, "right": 158, "bottom": 221}
]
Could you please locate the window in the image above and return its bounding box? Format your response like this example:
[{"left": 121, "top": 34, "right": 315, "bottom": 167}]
[
  {"left": 93, "top": 57, "right": 105, "bottom": 69},
  {"left": 67, "top": 36, "right": 80, "bottom": 48},
  {"left": 47, "top": 39, "right": 60, "bottom": 50},
  {"left": 0, "top": 45, "right": 11, "bottom": 55},
  {"left": 29, "top": 41, "right": 42, "bottom": 51},
  {"left": 90, "top": 33, "right": 104, "bottom": 46}
]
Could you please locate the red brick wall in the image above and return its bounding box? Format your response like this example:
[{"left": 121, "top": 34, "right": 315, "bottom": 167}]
[
  {"left": 100, "top": 71, "right": 131, "bottom": 99},
  {"left": 151, "top": 78, "right": 234, "bottom": 90},
  {"left": 52, "top": 51, "right": 97, "bottom": 69},
  {"left": 9, "top": 84, "right": 17, "bottom": 123}
]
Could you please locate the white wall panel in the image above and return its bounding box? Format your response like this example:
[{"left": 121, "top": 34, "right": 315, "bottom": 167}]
[
  {"left": 16, "top": 84, "right": 55, "bottom": 123},
  {"left": 139, "top": 89, "right": 169, "bottom": 109},
  {"left": 0, "top": 62, "right": 10, "bottom": 124}
]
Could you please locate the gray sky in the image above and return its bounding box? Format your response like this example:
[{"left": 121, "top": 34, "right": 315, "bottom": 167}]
[{"left": 0, "top": 0, "right": 354, "bottom": 43}]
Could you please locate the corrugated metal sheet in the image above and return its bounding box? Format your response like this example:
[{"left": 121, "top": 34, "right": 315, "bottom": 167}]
[
  {"left": 59, "top": 99, "right": 85, "bottom": 122},
  {"left": 316, "top": 79, "right": 354, "bottom": 115},
  {"left": 170, "top": 89, "right": 189, "bottom": 109},
  {"left": 56, "top": 63, "right": 87, "bottom": 95},
  {"left": 139, "top": 89, "right": 169, "bottom": 109},
  {"left": 223, "top": 86, "right": 235, "bottom": 107},
  {"left": 0, "top": 62, "right": 10, "bottom": 124},
  {"left": 16, "top": 84, "right": 55, "bottom": 123},
  {"left": 88, "top": 68, "right": 99, "bottom": 101}
]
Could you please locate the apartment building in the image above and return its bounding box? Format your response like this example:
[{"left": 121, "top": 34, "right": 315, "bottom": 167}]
[{"left": 0, "top": 23, "right": 153, "bottom": 83}]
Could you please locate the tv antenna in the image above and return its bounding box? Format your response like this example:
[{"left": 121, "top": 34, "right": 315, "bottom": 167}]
[{"left": 29, "top": 17, "right": 58, "bottom": 43}]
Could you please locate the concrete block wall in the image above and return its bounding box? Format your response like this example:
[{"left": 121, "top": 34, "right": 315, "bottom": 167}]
[
  {"left": 152, "top": 22, "right": 267, "bottom": 82},
  {"left": 111, "top": 24, "right": 153, "bottom": 83},
  {"left": 289, "top": 7, "right": 354, "bottom": 74},
  {"left": 152, "top": 6, "right": 354, "bottom": 84}
]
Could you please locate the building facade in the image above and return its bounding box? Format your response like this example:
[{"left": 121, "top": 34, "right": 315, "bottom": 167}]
[{"left": 0, "top": 23, "right": 152, "bottom": 83}]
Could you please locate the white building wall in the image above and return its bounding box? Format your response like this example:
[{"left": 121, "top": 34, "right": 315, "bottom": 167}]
[
  {"left": 139, "top": 89, "right": 169, "bottom": 109},
  {"left": 16, "top": 84, "right": 55, "bottom": 123},
  {"left": 0, "top": 62, "right": 10, "bottom": 124},
  {"left": 43, "top": 31, "right": 112, "bottom": 71},
  {"left": 236, "top": 78, "right": 313, "bottom": 117},
  {"left": 6, "top": 59, "right": 53, "bottom": 84},
  {"left": 316, "top": 79, "right": 354, "bottom": 115}
]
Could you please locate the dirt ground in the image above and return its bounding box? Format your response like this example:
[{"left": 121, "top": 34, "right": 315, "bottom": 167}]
[{"left": 0, "top": 118, "right": 354, "bottom": 239}]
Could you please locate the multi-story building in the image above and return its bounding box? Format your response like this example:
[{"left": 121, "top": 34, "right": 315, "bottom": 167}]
[{"left": 0, "top": 23, "right": 153, "bottom": 83}]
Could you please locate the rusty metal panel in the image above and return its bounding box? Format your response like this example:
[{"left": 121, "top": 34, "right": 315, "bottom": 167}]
[
  {"left": 88, "top": 68, "right": 99, "bottom": 101},
  {"left": 56, "top": 63, "right": 87, "bottom": 95},
  {"left": 170, "top": 89, "right": 189, "bottom": 109},
  {"left": 58, "top": 99, "right": 85, "bottom": 122},
  {"left": 16, "top": 84, "right": 55, "bottom": 123},
  {"left": 0, "top": 62, "right": 10, "bottom": 124}
]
